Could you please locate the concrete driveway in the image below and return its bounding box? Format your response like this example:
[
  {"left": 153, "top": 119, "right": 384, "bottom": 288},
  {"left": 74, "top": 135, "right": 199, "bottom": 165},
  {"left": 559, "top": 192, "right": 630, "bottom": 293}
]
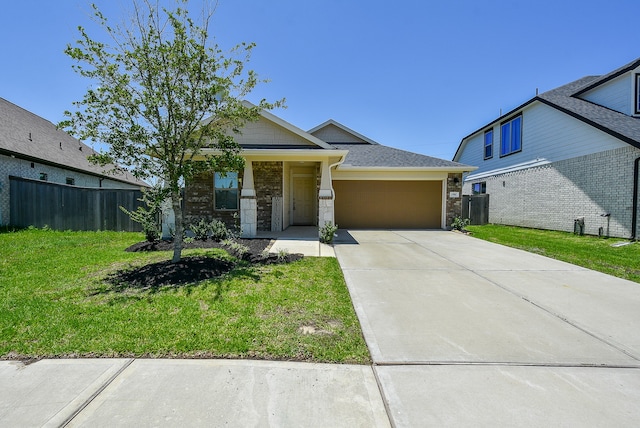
[{"left": 335, "top": 230, "right": 640, "bottom": 427}]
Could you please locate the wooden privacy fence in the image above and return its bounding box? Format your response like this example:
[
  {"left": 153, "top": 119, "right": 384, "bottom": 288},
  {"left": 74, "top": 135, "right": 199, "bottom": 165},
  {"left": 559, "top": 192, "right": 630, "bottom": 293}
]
[
  {"left": 462, "top": 194, "right": 490, "bottom": 225},
  {"left": 10, "top": 176, "right": 144, "bottom": 232}
]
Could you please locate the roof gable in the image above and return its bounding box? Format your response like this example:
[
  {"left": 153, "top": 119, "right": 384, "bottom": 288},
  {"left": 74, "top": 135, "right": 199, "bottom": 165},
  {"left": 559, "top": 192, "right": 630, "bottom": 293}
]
[
  {"left": 204, "top": 102, "right": 334, "bottom": 150},
  {"left": 573, "top": 58, "right": 640, "bottom": 96},
  {"left": 308, "top": 119, "right": 379, "bottom": 145},
  {"left": 0, "top": 98, "right": 144, "bottom": 186}
]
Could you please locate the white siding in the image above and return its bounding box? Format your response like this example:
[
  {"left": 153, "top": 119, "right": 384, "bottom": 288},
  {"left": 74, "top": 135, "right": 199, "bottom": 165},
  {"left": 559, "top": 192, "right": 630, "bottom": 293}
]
[
  {"left": 233, "top": 116, "right": 316, "bottom": 146},
  {"left": 459, "top": 102, "right": 628, "bottom": 177},
  {"left": 580, "top": 73, "right": 632, "bottom": 115}
]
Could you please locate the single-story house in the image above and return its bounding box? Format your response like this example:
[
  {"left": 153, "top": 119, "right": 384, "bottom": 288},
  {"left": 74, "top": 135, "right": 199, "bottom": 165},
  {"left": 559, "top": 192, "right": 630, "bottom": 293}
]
[
  {"left": 183, "top": 107, "right": 475, "bottom": 237},
  {"left": 453, "top": 58, "right": 640, "bottom": 239},
  {"left": 0, "top": 97, "right": 146, "bottom": 227}
]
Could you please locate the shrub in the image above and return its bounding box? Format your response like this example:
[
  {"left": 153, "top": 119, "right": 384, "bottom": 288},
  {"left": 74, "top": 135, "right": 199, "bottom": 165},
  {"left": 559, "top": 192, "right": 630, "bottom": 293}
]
[
  {"left": 319, "top": 222, "right": 338, "bottom": 244},
  {"left": 209, "top": 219, "right": 229, "bottom": 241},
  {"left": 120, "top": 186, "right": 166, "bottom": 242},
  {"left": 189, "top": 218, "right": 211, "bottom": 240},
  {"left": 451, "top": 217, "right": 470, "bottom": 231}
]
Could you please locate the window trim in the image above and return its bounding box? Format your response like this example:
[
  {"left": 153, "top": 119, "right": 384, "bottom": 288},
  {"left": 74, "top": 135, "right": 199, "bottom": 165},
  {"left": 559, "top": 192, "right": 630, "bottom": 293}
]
[
  {"left": 472, "top": 181, "right": 487, "bottom": 194},
  {"left": 483, "top": 129, "right": 493, "bottom": 160},
  {"left": 214, "top": 171, "right": 239, "bottom": 211},
  {"left": 499, "top": 114, "right": 523, "bottom": 158}
]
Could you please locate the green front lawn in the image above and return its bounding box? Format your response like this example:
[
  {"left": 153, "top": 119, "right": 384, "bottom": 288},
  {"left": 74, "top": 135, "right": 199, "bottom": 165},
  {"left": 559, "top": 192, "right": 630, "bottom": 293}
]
[
  {"left": 0, "top": 229, "right": 370, "bottom": 364},
  {"left": 466, "top": 224, "right": 640, "bottom": 283}
]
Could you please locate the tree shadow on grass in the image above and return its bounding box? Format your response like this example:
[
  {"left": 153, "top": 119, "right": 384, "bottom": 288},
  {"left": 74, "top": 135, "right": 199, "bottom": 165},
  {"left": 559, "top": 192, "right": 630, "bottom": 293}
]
[{"left": 91, "top": 255, "right": 261, "bottom": 297}]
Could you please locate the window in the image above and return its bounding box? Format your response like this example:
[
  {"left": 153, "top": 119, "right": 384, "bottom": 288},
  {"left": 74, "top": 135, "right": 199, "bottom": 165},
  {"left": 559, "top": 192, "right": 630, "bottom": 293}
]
[
  {"left": 484, "top": 129, "right": 493, "bottom": 159},
  {"left": 472, "top": 182, "right": 486, "bottom": 194},
  {"left": 635, "top": 74, "right": 640, "bottom": 115},
  {"left": 500, "top": 115, "right": 522, "bottom": 157},
  {"left": 214, "top": 172, "right": 239, "bottom": 210},
  {"left": 66, "top": 177, "right": 75, "bottom": 185},
  {"left": 39, "top": 173, "right": 48, "bottom": 181}
]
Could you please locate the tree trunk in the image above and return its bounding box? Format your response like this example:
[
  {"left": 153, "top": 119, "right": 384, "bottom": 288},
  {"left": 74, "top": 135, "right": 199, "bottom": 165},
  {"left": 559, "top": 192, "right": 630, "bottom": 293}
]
[{"left": 171, "top": 189, "right": 184, "bottom": 263}]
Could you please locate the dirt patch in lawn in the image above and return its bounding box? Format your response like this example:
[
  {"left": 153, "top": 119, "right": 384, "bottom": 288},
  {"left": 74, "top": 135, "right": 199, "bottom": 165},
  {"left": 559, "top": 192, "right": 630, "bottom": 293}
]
[{"left": 113, "top": 238, "right": 303, "bottom": 288}]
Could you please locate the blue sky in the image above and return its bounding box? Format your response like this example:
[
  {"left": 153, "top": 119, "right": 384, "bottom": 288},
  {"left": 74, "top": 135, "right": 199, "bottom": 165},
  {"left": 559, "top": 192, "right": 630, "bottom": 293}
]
[{"left": 0, "top": 0, "right": 637, "bottom": 160}]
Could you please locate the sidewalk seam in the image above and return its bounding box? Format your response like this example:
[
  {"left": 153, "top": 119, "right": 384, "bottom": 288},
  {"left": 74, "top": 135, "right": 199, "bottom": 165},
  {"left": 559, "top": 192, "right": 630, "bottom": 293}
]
[
  {"left": 371, "top": 364, "right": 398, "bottom": 428},
  {"left": 58, "top": 358, "right": 135, "bottom": 428}
]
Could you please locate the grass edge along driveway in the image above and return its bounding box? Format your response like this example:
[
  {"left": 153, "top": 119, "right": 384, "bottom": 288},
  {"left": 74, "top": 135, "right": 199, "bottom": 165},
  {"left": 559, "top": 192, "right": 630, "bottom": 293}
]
[
  {"left": 466, "top": 224, "right": 640, "bottom": 284},
  {"left": 0, "top": 229, "right": 370, "bottom": 364}
]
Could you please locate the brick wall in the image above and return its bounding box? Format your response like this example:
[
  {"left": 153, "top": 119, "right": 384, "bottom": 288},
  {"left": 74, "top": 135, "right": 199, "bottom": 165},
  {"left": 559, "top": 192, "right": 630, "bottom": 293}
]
[
  {"left": 463, "top": 146, "right": 640, "bottom": 238},
  {"left": 254, "top": 161, "right": 283, "bottom": 231},
  {"left": 183, "top": 171, "right": 242, "bottom": 230},
  {"left": 445, "top": 173, "right": 463, "bottom": 228}
]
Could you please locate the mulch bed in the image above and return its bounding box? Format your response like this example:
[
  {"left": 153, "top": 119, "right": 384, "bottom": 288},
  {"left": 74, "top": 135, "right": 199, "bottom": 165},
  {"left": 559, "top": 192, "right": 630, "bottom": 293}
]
[{"left": 113, "top": 238, "right": 303, "bottom": 288}]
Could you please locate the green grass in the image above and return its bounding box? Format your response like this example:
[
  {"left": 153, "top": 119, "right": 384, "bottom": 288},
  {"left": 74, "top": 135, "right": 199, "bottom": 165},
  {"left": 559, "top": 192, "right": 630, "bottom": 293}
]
[
  {"left": 466, "top": 224, "right": 640, "bottom": 283},
  {"left": 0, "top": 229, "right": 370, "bottom": 364}
]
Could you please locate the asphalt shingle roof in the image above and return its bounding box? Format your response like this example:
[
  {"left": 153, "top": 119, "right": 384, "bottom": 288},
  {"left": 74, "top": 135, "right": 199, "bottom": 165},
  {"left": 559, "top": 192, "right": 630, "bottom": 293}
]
[
  {"left": 0, "top": 98, "right": 146, "bottom": 186},
  {"left": 537, "top": 75, "right": 640, "bottom": 148},
  {"left": 332, "top": 142, "right": 471, "bottom": 168}
]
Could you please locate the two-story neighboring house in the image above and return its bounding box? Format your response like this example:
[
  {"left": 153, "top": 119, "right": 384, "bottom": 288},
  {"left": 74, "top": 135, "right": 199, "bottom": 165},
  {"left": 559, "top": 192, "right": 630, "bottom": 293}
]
[{"left": 453, "top": 58, "right": 640, "bottom": 239}]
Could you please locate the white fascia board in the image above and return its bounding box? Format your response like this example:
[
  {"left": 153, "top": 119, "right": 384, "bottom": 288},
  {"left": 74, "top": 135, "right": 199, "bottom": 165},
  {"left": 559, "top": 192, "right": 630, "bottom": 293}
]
[
  {"left": 337, "top": 165, "right": 477, "bottom": 173},
  {"left": 196, "top": 148, "right": 349, "bottom": 161},
  {"left": 464, "top": 158, "right": 550, "bottom": 181},
  {"left": 332, "top": 168, "right": 463, "bottom": 181}
]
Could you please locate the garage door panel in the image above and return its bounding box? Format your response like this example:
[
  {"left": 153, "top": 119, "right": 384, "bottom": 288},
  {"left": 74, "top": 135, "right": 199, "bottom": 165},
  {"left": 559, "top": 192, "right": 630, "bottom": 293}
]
[{"left": 334, "top": 181, "right": 441, "bottom": 229}]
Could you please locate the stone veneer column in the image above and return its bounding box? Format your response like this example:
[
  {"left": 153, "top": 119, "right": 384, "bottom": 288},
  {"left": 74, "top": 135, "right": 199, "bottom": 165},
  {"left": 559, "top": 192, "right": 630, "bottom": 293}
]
[
  {"left": 240, "top": 161, "right": 257, "bottom": 237},
  {"left": 318, "top": 160, "right": 334, "bottom": 232}
]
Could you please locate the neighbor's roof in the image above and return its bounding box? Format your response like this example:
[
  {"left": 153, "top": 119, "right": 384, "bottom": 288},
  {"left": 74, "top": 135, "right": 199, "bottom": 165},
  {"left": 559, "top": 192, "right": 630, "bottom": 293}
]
[
  {"left": 454, "top": 58, "right": 640, "bottom": 160},
  {"left": 537, "top": 76, "right": 640, "bottom": 148},
  {"left": 0, "top": 98, "right": 146, "bottom": 187}
]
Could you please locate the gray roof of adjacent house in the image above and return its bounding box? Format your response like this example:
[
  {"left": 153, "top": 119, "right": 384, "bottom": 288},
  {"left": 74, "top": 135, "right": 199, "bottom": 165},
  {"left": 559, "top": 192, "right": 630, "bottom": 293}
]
[
  {"left": 332, "top": 142, "right": 471, "bottom": 169},
  {"left": 0, "top": 97, "right": 146, "bottom": 187},
  {"left": 455, "top": 59, "right": 640, "bottom": 159},
  {"left": 537, "top": 76, "right": 640, "bottom": 149}
]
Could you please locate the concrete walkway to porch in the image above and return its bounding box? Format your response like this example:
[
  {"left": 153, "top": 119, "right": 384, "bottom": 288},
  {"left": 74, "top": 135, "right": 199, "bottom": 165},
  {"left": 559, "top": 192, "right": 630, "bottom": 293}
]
[{"left": 258, "top": 226, "right": 336, "bottom": 257}]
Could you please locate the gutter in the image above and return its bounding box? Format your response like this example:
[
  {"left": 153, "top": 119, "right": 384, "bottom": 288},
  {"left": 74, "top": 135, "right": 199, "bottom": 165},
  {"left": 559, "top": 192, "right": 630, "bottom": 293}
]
[{"left": 632, "top": 156, "right": 640, "bottom": 240}]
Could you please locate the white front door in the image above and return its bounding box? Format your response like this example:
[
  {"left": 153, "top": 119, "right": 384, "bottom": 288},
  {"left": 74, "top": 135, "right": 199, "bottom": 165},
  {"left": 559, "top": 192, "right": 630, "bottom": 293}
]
[{"left": 292, "top": 176, "right": 315, "bottom": 225}]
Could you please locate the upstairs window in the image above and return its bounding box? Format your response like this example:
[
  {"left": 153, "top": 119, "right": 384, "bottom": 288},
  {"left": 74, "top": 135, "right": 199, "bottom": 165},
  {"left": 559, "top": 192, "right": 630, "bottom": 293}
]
[
  {"left": 500, "top": 115, "right": 522, "bottom": 157},
  {"left": 214, "top": 172, "right": 239, "bottom": 210},
  {"left": 39, "top": 173, "right": 48, "bottom": 181},
  {"left": 484, "top": 129, "right": 493, "bottom": 159},
  {"left": 635, "top": 74, "right": 640, "bottom": 115},
  {"left": 66, "top": 177, "right": 75, "bottom": 186}
]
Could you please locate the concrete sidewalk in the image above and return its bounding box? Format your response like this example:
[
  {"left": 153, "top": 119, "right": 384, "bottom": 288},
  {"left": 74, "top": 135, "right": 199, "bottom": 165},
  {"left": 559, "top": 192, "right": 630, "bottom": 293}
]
[
  {"left": 0, "top": 359, "right": 389, "bottom": 427},
  {"left": 335, "top": 230, "right": 640, "bottom": 427}
]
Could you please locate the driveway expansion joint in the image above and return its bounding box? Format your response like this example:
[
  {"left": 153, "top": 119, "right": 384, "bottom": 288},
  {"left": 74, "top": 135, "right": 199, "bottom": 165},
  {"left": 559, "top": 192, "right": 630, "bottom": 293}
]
[{"left": 372, "top": 361, "right": 640, "bottom": 369}]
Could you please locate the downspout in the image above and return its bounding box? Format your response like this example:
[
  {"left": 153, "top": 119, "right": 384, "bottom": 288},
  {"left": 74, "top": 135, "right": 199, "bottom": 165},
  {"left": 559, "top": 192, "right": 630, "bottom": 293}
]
[
  {"left": 328, "top": 155, "right": 347, "bottom": 206},
  {"left": 632, "top": 156, "right": 640, "bottom": 240}
]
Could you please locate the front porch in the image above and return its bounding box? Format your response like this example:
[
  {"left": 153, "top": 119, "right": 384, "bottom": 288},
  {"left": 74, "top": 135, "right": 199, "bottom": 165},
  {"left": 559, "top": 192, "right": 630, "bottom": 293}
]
[
  {"left": 259, "top": 226, "right": 336, "bottom": 257},
  {"left": 239, "top": 158, "right": 339, "bottom": 238}
]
